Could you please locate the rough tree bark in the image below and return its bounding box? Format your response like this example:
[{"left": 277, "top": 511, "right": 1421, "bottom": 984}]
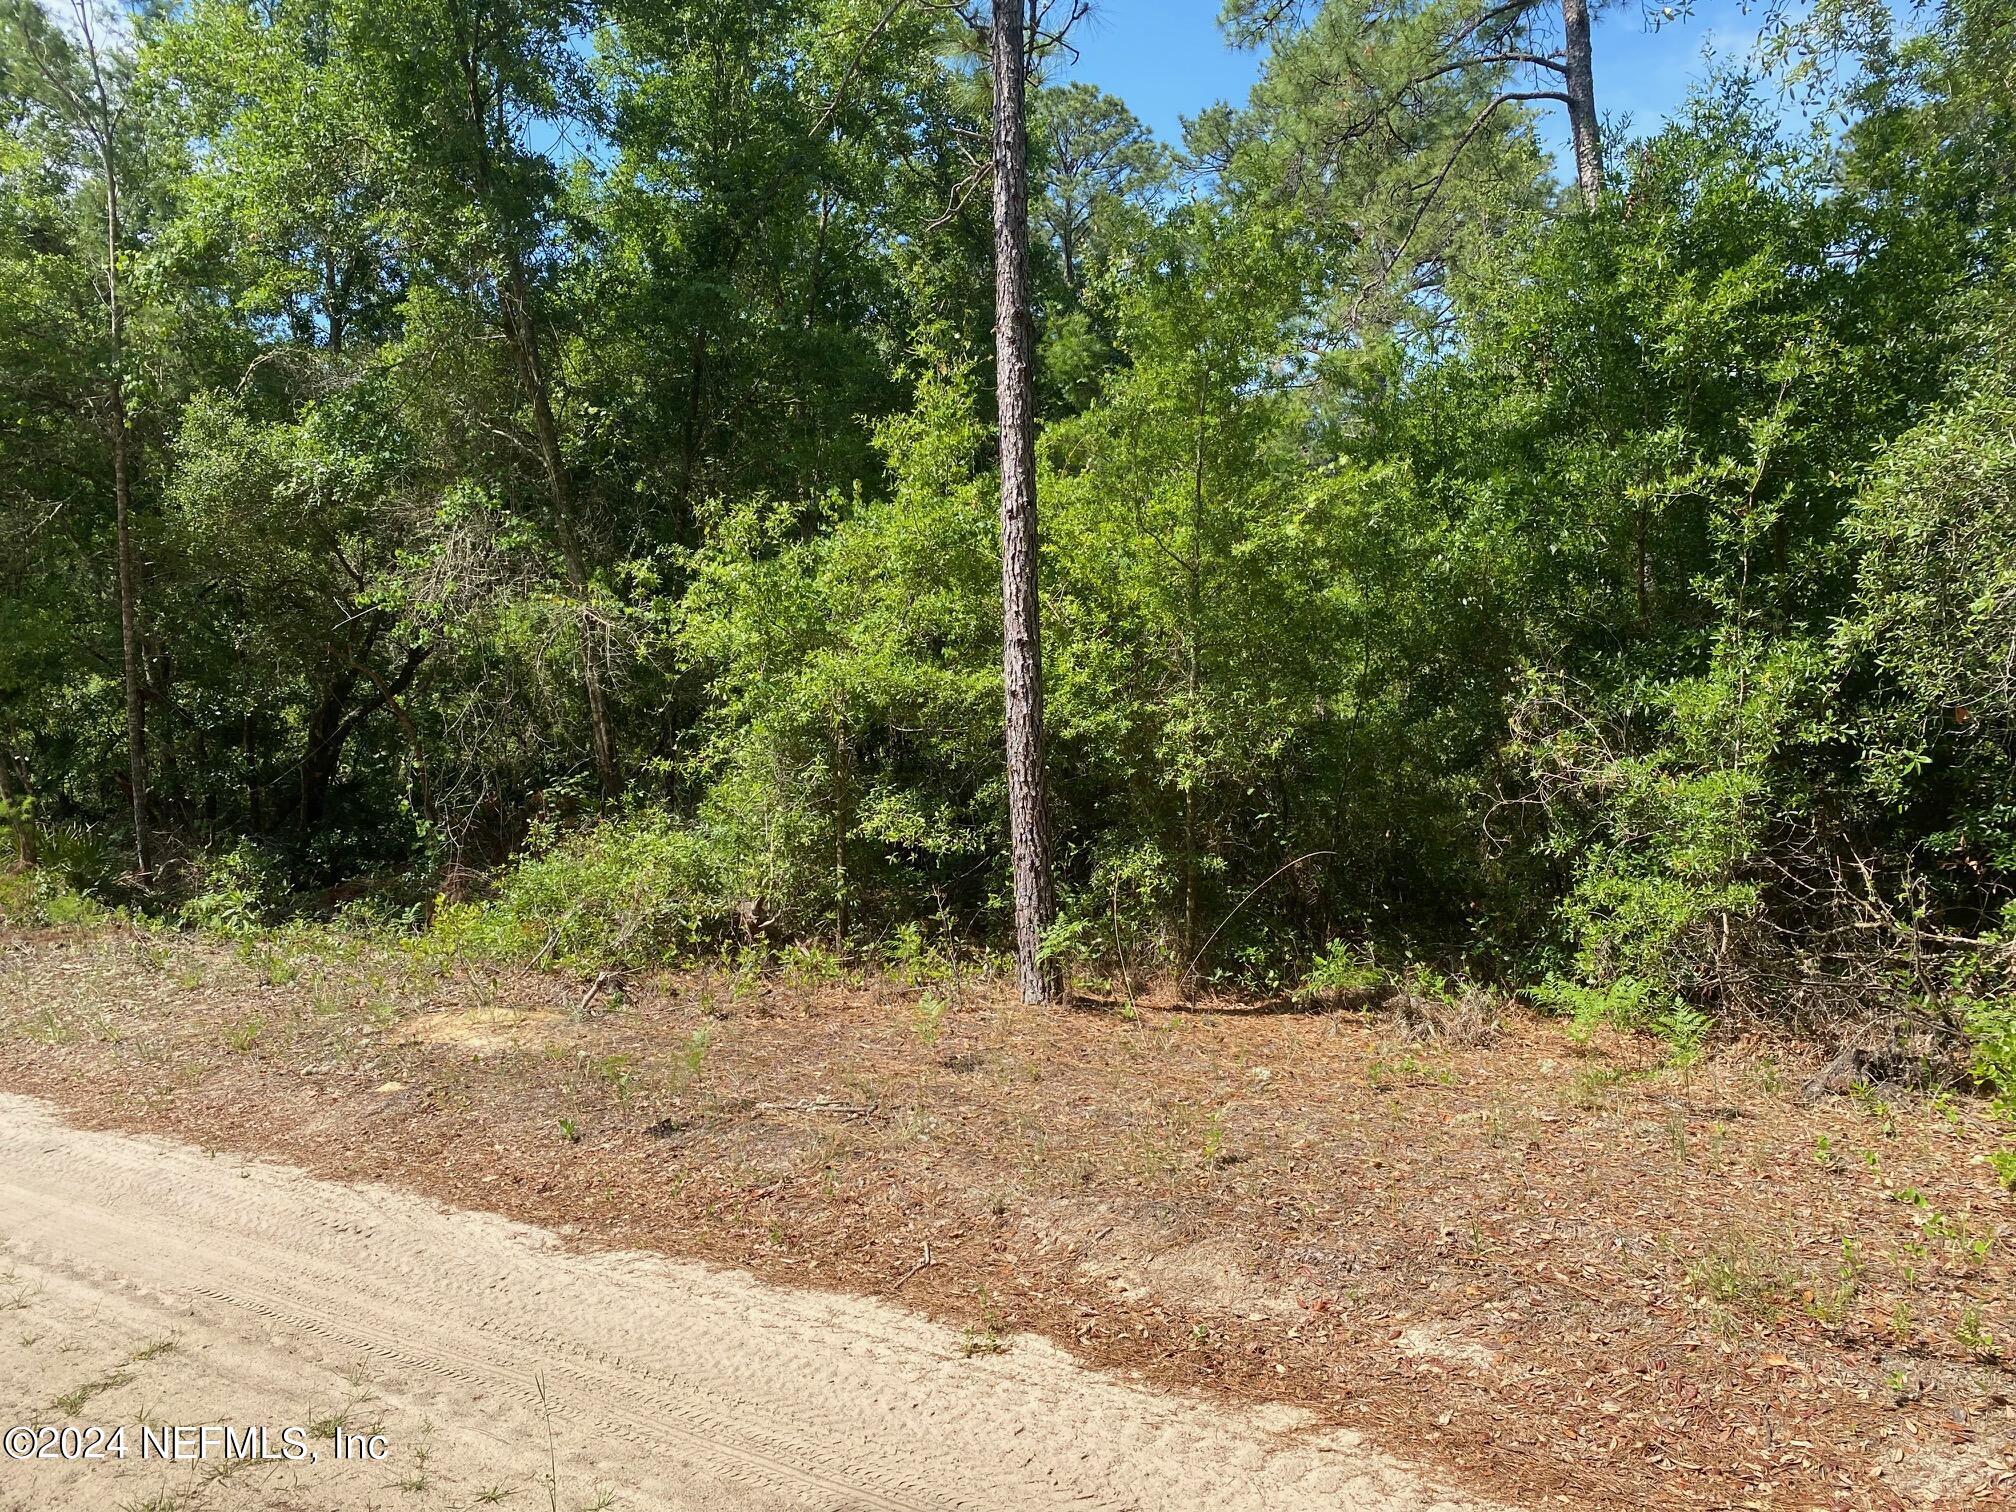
[
  {"left": 73, "top": 4, "right": 152, "bottom": 880},
  {"left": 108, "top": 267, "right": 150, "bottom": 877},
  {"left": 1560, "top": 0, "right": 1603, "bottom": 208},
  {"left": 990, "top": 0, "right": 1059, "bottom": 1004}
]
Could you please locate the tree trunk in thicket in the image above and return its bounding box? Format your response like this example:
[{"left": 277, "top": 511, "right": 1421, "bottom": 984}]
[
  {"left": 457, "top": 34, "right": 621, "bottom": 804},
  {"left": 1561, "top": 0, "right": 1603, "bottom": 208},
  {"left": 499, "top": 266, "right": 621, "bottom": 801},
  {"left": 990, "top": 0, "right": 1058, "bottom": 1004},
  {"left": 294, "top": 643, "right": 431, "bottom": 832},
  {"left": 0, "top": 752, "right": 34, "bottom": 867},
  {"left": 103, "top": 142, "right": 151, "bottom": 880},
  {"left": 1183, "top": 383, "right": 1205, "bottom": 974},
  {"left": 297, "top": 668, "right": 361, "bottom": 828}
]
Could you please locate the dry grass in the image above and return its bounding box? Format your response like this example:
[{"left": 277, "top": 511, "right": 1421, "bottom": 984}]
[{"left": 1, "top": 923, "right": 2013, "bottom": 1510}]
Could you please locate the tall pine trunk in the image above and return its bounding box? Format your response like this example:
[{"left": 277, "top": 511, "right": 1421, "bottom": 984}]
[
  {"left": 990, "top": 0, "right": 1058, "bottom": 1004},
  {"left": 103, "top": 141, "right": 150, "bottom": 879},
  {"left": 1562, "top": 0, "right": 1603, "bottom": 208}
]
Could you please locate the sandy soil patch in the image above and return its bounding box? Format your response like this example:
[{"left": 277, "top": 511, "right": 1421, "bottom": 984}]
[
  {"left": 1, "top": 924, "right": 2013, "bottom": 1509},
  {"left": 0, "top": 1092, "right": 1488, "bottom": 1512}
]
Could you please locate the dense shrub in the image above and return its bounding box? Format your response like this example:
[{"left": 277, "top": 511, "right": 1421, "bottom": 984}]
[{"left": 426, "top": 812, "right": 737, "bottom": 969}]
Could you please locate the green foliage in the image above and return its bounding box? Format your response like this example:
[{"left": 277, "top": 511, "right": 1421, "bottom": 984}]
[
  {"left": 0, "top": 0, "right": 2012, "bottom": 1113},
  {"left": 1303, "top": 940, "right": 1387, "bottom": 998},
  {"left": 33, "top": 822, "right": 119, "bottom": 897},
  {"left": 178, "top": 842, "right": 288, "bottom": 935},
  {"left": 1964, "top": 996, "right": 2016, "bottom": 1119},
  {"left": 1517, "top": 643, "right": 1831, "bottom": 1020},
  {"left": 0, "top": 866, "right": 111, "bottom": 928},
  {"left": 427, "top": 812, "right": 734, "bottom": 970},
  {"left": 1530, "top": 975, "right": 1666, "bottom": 1043},
  {"left": 675, "top": 367, "right": 1004, "bottom": 938},
  {"left": 1656, "top": 1003, "right": 1714, "bottom": 1069}
]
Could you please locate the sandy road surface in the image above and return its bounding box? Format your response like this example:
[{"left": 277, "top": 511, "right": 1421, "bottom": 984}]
[{"left": 0, "top": 1092, "right": 1504, "bottom": 1512}]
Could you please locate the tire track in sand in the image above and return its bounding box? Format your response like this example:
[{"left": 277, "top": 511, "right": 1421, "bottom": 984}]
[{"left": 0, "top": 1092, "right": 1505, "bottom": 1512}]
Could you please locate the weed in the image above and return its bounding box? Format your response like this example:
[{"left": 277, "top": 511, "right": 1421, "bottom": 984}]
[
  {"left": 22, "top": 1006, "right": 73, "bottom": 1046},
  {"left": 912, "top": 991, "right": 947, "bottom": 1046},
  {"left": 1806, "top": 1237, "right": 1861, "bottom": 1323},
  {"left": 780, "top": 941, "right": 846, "bottom": 987},
  {"left": 679, "top": 1026, "right": 712, "bottom": 1081},
  {"left": 1655, "top": 1003, "right": 1712, "bottom": 1069},
  {"left": 726, "top": 947, "right": 766, "bottom": 1004},
  {"left": 1848, "top": 1081, "right": 1898, "bottom": 1137},
  {"left": 1684, "top": 1239, "right": 1800, "bottom": 1321},
  {"left": 1664, "top": 1115, "right": 1689, "bottom": 1163},
  {"left": 1300, "top": 940, "right": 1386, "bottom": 999},
  {"left": 1531, "top": 974, "right": 1660, "bottom": 1045},
  {"left": 1368, "top": 1052, "right": 1454, "bottom": 1090},
  {"left": 587, "top": 1053, "right": 636, "bottom": 1101},
  {"left": 1812, "top": 1132, "right": 1836, "bottom": 1167},
  {"left": 1201, "top": 1109, "right": 1227, "bottom": 1165},
  {"left": 239, "top": 941, "right": 302, "bottom": 987},
  {"left": 536, "top": 1372, "right": 561, "bottom": 1512},
  {"left": 0, "top": 1268, "right": 38, "bottom": 1314},
  {"left": 222, "top": 1017, "right": 265, "bottom": 1053},
  {"left": 1989, "top": 1149, "right": 2016, "bottom": 1191},
  {"left": 395, "top": 1426, "right": 433, "bottom": 1492},
  {"left": 557, "top": 1117, "right": 581, "bottom": 1144},
  {"left": 1956, "top": 1305, "right": 1999, "bottom": 1361},
  {"left": 885, "top": 922, "right": 944, "bottom": 986},
  {"left": 1898, "top": 1236, "right": 1928, "bottom": 1287},
  {"left": 1569, "top": 1064, "right": 1628, "bottom": 1109},
  {"left": 960, "top": 1325, "right": 1007, "bottom": 1357},
  {"left": 52, "top": 1367, "right": 133, "bottom": 1416}
]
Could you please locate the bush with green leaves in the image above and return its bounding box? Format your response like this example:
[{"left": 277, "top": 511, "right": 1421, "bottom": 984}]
[
  {"left": 426, "top": 812, "right": 735, "bottom": 969},
  {"left": 1301, "top": 940, "right": 1389, "bottom": 1000},
  {"left": 1512, "top": 640, "right": 1843, "bottom": 1021},
  {"left": 177, "top": 842, "right": 290, "bottom": 935},
  {"left": 0, "top": 866, "right": 112, "bottom": 928}
]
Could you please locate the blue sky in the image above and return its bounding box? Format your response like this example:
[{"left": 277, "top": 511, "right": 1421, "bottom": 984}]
[{"left": 1065, "top": 0, "right": 1778, "bottom": 171}]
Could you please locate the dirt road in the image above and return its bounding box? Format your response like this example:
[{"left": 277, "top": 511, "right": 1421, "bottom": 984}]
[{"left": 0, "top": 1092, "right": 1497, "bottom": 1512}]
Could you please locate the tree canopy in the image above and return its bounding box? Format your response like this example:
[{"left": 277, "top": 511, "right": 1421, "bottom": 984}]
[{"left": 2, "top": 0, "right": 2013, "bottom": 1047}]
